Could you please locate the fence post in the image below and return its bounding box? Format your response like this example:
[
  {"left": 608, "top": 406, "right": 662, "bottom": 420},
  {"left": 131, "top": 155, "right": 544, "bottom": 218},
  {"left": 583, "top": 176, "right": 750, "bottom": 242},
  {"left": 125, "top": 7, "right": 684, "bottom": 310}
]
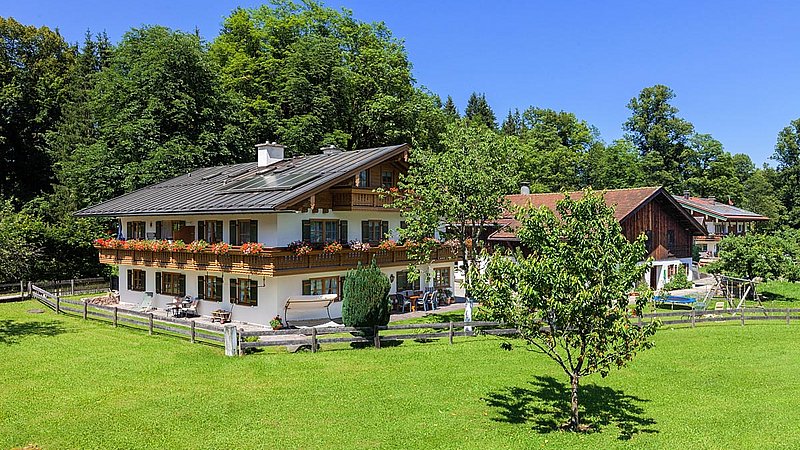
[
  {"left": 449, "top": 321, "right": 454, "bottom": 345},
  {"left": 190, "top": 321, "right": 196, "bottom": 343},
  {"left": 148, "top": 313, "right": 154, "bottom": 335},
  {"left": 373, "top": 325, "right": 381, "bottom": 349},
  {"left": 20, "top": 280, "right": 24, "bottom": 299},
  {"left": 70, "top": 279, "right": 75, "bottom": 296},
  {"left": 311, "top": 327, "right": 318, "bottom": 353},
  {"left": 113, "top": 307, "right": 118, "bottom": 327},
  {"left": 223, "top": 325, "right": 238, "bottom": 357},
  {"left": 637, "top": 314, "right": 643, "bottom": 328},
  {"left": 27, "top": 281, "right": 32, "bottom": 297},
  {"left": 740, "top": 309, "right": 745, "bottom": 326},
  {"left": 238, "top": 328, "right": 244, "bottom": 356},
  {"left": 83, "top": 301, "right": 88, "bottom": 320},
  {"left": 787, "top": 307, "right": 791, "bottom": 326},
  {"left": 691, "top": 309, "right": 696, "bottom": 328},
  {"left": 56, "top": 296, "right": 60, "bottom": 314}
]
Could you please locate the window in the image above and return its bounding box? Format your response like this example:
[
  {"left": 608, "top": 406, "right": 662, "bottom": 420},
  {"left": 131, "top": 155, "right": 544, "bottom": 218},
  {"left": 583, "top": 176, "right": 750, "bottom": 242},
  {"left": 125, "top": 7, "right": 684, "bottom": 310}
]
[
  {"left": 198, "top": 275, "right": 223, "bottom": 302},
  {"left": 714, "top": 223, "right": 725, "bottom": 235},
  {"left": 356, "top": 169, "right": 369, "bottom": 187},
  {"left": 155, "top": 272, "right": 186, "bottom": 296},
  {"left": 229, "top": 220, "right": 258, "bottom": 245},
  {"left": 197, "top": 220, "right": 223, "bottom": 243},
  {"left": 230, "top": 278, "right": 258, "bottom": 306},
  {"left": 362, "top": 220, "right": 389, "bottom": 244},
  {"left": 395, "top": 270, "right": 420, "bottom": 292},
  {"left": 126, "top": 221, "right": 146, "bottom": 240},
  {"left": 381, "top": 170, "right": 394, "bottom": 188},
  {"left": 154, "top": 220, "right": 185, "bottom": 240},
  {"left": 302, "top": 276, "right": 340, "bottom": 298},
  {"left": 127, "top": 269, "right": 146, "bottom": 292},
  {"left": 644, "top": 230, "right": 653, "bottom": 253},
  {"left": 434, "top": 267, "right": 451, "bottom": 288},
  {"left": 302, "top": 220, "right": 347, "bottom": 243},
  {"left": 666, "top": 230, "right": 675, "bottom": 250}
]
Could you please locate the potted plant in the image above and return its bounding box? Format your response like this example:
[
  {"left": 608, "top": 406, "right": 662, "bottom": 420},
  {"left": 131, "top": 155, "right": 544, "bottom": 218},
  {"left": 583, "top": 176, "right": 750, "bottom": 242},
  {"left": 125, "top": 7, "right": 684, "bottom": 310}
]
[
  {"left": 211, "top": 242, "right": 230, "bottom": 254},
  {"left": 270, "top": 315, "right": 283, "bottom": 330},
  {"left": 348, "top": 240, "right": 371, "bottom": 252},
  {"left": 241, "top": 242, "right": 264, "bottom": 255},
  {"left": 377, "top": 239, "right": 397, "bottom": 251},
  {"left": 323, "top": 241, "right": 343, "bottom": 253},
  {"left": 187, "top": 240, "right": 209, "bottom": 253}
]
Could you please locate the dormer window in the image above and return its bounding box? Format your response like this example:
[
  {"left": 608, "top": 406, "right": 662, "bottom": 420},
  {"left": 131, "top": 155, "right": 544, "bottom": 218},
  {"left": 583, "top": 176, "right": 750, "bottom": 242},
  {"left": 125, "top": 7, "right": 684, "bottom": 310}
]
[
  {"left": 356, "top": 170, "right": 369, "bottom": 187},
  {"left": 381, "top": 170, "right": 394, "bottom": 188}
]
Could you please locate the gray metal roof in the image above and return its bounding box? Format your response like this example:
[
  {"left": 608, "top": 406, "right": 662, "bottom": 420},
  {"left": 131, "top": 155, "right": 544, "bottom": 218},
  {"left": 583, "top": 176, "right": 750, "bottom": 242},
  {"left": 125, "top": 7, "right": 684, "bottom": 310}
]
[
  {"left": 673, "top": 195, "right": 769, "bottom": 221},
  {"left": 75, "top": 144, "right": 408, "bottom": 217}
]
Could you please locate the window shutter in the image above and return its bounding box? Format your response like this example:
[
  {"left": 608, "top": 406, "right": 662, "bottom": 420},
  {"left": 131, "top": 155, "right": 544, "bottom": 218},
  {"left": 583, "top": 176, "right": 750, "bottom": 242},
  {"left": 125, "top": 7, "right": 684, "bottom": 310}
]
[
  {"left": 197, "top": 221, "right": 205, "bottom": 242},
  {"left": 155, "top": 221, "right": 162, "bottom": 240},
  {"left": 198, "top": 276, "right": 205, "bottom": 300},
  {"left": 127, "top": 270, "right": 132, "bottom": 290},
  {"left": 126, "top": 222, "right": 132, "bottom": 240},
  {"left": 361, "top": 221, "right": 369, "bottom": 241},
  {"left": 179, "top": 274, "right": 186, "bottom": 297},
  {"left": 230, "top": 278, "right": 237, "bottom": 303},
  {"left": 302, "top": 280, "right": 311, "bottom": 295},
  {"left": 382, "top": 221, "right": 389, "bottom": 240},
  {"left": 338, "top": 221, "right": 348, "bottom": 242},
  {"left": 302, "top": 220, "right": 311, "bottom": 241},
  {"left": 229, "top": 221, "right": 237, "bottom": 245},
  {"left": 250, "top": 220, "right": 258, "bottom": 242},
  {"left": 214, "top": 221, "right": 223, "bottom": 243},
  {"left": 249, "top": 281, "right": 258, "bottom": 305},
  {"left": 155, "top": 272, "right": 162, "bottom": 294}
]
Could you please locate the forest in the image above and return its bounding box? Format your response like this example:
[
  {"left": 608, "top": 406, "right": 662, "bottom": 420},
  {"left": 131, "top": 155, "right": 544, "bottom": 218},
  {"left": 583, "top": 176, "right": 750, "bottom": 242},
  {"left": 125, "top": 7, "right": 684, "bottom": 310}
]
[{"left": 1, "top": 0, "right": 799, "bottom": 283}]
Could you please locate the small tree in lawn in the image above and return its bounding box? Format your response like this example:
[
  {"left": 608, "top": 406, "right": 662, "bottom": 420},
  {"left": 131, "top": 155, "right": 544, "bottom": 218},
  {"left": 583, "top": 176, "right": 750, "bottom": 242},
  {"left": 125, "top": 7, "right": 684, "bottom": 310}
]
[
  {"left": 342, "top": 260, "right": 391, "bottom": 336},
  {"left": 469, "top": 189, "right": 658, "bottom": 431}
]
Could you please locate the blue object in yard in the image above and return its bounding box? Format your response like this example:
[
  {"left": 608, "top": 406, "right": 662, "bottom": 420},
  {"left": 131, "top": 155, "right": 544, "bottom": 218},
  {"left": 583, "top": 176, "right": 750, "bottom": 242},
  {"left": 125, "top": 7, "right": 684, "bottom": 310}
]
[{"left": 654, "top": 296, "right": 696, "bottom": 309}]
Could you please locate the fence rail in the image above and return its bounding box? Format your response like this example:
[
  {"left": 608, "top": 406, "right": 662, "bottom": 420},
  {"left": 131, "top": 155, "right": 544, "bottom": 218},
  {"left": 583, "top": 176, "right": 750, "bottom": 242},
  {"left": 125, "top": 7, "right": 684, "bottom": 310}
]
[{"left": 31, "top": 283, "right": 224, "bottom": 346}]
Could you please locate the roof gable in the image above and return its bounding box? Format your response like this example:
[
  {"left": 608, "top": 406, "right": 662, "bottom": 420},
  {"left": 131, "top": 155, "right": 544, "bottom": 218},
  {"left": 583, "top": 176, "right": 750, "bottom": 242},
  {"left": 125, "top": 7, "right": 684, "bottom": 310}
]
[
  {"left": 673, "top": 196, "right": 769, "bottom": 221},
  {"left": 491, "top": 187, "right": 706, "bottom": 240},
  {"left": 75, "top": 144, "right": 409, "bottom": 217}
]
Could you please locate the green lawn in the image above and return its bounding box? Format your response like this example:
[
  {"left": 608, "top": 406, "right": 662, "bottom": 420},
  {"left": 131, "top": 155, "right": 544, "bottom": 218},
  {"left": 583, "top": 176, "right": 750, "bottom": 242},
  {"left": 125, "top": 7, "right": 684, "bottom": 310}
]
[{"left": 3, "top": 300, "right": 800, "bottom": 449}]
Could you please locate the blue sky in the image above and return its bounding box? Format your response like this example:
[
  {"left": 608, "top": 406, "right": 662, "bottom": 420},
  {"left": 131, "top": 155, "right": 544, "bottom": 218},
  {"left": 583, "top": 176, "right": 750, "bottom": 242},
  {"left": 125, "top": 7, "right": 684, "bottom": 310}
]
[{"left": 8, "top": 1, "right": 800, "bottom": 165}]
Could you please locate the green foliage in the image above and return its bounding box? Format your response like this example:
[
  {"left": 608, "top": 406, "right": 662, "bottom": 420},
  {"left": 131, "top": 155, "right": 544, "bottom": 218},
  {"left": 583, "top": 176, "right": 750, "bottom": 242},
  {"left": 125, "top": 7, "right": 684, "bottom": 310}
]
[
  {"left": 210, "top": 0, "right": 442, "bottom": 155},
  {"left": 389, "top": 120, "right": 519, "bottom": 289},
  {"left": 706, "top": 231, "right": 800, "bottom": 281},
  {"left": 464, "top": 92, "right": 497, "bottom": 130},
  {"left": 662, "top": 268, "right": 692, "bottom": 291},
  {"left": 0, "top": 17, "right": 75, "bottom": 204},
  {"left": 54, "top": 25, "right": 248, "bottom": 208},
  {"left": 470, "top": 189, "right": 657, "bottom": 430},
  {"left": 341, "top": 260, "right": 391, "bottom": 330},
  {"left": 773, "top": 118, "right": 800, "bottom": 227},
  {"left": 624, "top": 84, "right": 695, "bottom": 193}
]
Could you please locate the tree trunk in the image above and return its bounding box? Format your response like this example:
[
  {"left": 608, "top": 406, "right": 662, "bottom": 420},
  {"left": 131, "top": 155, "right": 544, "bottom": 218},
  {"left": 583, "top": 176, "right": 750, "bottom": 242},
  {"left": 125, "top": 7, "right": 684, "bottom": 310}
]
[{"left": 570, "top": 374, "right": 580, "bottom": 430}]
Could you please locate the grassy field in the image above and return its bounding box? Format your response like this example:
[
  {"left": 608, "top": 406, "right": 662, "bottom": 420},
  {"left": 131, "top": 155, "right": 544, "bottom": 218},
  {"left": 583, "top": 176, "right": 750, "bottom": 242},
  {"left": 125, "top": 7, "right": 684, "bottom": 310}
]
[{"left": 3, "top": 300, "right": 800, "bottom": 449}]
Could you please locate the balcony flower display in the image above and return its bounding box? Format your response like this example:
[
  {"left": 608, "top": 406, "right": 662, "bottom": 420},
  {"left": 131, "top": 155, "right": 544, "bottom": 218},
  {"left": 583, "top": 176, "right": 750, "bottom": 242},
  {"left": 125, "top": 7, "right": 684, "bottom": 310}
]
[
  {"left": 288, "top": 240, "right": 313, "bottom": 256},
  {"left": 377, "top": 239, "right": 397, "bottom": 251},
  {"left": 241, "top": 242, "right": 264, "bottom": 255},
  {"left": 151, "top": 240, "right": 170, "bottom": 252},
  {"left": 169, "top": 240, "right": 186, "bottom": 252},
  {"left": 211, "top": 242, "right": 230, "bottom": 254},
  {"left": 323, "top": 241, "right": 343, "bottom": 254},
  {"left": 187, "top": 240, "right": 209, "bottom": 253},
  {"left": 95, "top": 237, "right": 124, "bottom": 249},
  {"left": 348, "top": 240, "right": 371, "bottom": 252}
]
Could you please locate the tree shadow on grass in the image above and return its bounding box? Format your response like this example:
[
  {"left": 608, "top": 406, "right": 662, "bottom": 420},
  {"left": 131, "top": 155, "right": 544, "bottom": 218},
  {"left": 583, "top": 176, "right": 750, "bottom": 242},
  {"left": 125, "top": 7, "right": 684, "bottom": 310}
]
[
  {"left": 484, "top": 375, "right": 658, "bottom": 440},
  {"left": 0, "top": 319, "right": 68, "bottom": 345}
]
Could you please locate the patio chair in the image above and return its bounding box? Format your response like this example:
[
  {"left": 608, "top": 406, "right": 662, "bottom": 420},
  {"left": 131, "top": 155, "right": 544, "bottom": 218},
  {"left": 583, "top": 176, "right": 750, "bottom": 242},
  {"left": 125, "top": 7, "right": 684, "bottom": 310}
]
[
  {"left": 183, "top": 298, "right": 199, "bottom": 318},
  {"left": 138, "top": 295, "right": 154, "bottom": 312},
  {"left": 416, "top": 291, "right": 434, "bottom": 312},
  {"left": 395, "top": 293, "right": 412, "bottom": 313},
  {"left": 714, "top": 301, "right": 725, "bottom": 312}
]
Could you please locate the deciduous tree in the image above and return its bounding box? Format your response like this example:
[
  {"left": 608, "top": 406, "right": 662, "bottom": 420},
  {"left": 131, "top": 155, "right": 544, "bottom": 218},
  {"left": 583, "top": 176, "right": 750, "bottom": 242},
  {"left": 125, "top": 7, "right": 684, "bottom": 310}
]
[{"left": 470, "top": 190, "right": 658, "bottom": 431}]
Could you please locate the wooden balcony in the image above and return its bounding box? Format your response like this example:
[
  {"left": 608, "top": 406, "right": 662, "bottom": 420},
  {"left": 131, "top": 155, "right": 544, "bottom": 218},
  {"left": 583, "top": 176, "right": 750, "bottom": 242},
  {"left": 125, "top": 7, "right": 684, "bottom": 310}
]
[
  {"left": 96, "top": 246, "right": 457, "bottom": 276},
  {"left": 330, "top": 188, "right": 396, "bottom": 210}
]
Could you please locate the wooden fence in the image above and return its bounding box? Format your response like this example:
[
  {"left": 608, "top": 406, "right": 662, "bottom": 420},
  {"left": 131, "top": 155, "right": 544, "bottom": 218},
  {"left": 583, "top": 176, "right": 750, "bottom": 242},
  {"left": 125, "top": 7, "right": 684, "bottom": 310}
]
[
  {"left": 31, "top": 284, "right": 225, "bottom": 346},
  {"left": 233, "top": 307, "right": 800, "bottom": 356},
  {"left": 1, "top": 277, "right": 110, "bottom": 300}
]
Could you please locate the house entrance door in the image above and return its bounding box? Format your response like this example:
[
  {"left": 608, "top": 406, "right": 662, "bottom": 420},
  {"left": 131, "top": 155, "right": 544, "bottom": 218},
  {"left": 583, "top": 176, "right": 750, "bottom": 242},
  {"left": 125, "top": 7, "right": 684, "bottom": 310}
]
[{"left": 649, "top": 267, "right": 658, "bottom": 290}]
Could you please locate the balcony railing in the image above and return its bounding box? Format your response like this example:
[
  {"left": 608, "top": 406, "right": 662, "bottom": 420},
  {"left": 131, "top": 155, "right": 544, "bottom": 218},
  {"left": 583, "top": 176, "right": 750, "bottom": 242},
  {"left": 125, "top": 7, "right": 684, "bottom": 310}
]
[
  {"left": 330, "top": 188, "right": 395, "bottom": 210},
  {"left": 96, "top": 245, "right": 456, "bottom": 276}
]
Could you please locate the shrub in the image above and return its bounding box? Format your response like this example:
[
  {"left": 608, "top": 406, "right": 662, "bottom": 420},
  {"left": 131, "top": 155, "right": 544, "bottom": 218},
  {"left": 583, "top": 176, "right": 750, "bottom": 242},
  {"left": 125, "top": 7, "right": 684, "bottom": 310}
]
[
  {"left": 662, "top": 267, "right": 692, "bottom": 291},
  {"left": 341, "top": 259, "right": 391, "bottom": 334}
]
